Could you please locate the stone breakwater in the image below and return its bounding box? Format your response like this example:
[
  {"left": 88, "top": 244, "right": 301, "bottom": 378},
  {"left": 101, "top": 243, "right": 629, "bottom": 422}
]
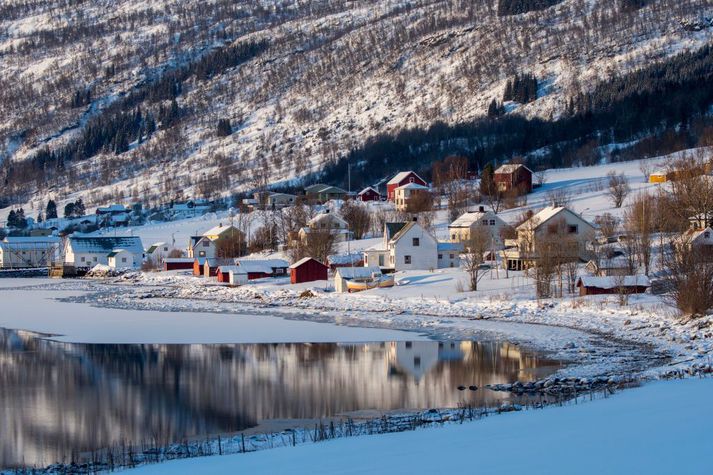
[{"left": 485, "top": 375, "right": 634, "bottom": 396}]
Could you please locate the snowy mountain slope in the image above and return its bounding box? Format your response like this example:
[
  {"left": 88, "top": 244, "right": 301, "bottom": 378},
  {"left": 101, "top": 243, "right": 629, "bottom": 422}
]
[{"left": 0, "top": 0, "right": 711, "bottom": 213}]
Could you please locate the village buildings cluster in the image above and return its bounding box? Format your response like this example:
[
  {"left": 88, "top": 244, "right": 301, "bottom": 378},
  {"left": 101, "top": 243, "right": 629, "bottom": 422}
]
[{"left": 5, "top": 159, "right": 713, "bottom": 303}]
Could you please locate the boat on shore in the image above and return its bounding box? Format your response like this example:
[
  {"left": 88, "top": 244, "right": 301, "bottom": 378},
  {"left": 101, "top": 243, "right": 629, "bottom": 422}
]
[{"left": 346, "top": 274, "right": 395, "bottom": 292}]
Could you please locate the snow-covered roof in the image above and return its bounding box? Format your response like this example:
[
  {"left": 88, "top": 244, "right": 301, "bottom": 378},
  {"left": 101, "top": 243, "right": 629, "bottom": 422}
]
[
  {"left": 437, "top": 242, "right": 464, "bottom": 252},
  {"left": 96, "top": 204, "right": 128, "bottom": 213},
  {"left": 449, "top": 211, "right": 488, "bottom": 228},
  {"left": 308, "top": 212, "right": 348, "bottom": 227},
  {"left": 68, "top": 236, "right": 143, "bottom": 255},
  {"left": 107, "top": 249, "right": 131, "bottom": 258},
  {"left": 387, "top": 171, "right": 424, "bottom": 185},
  {"left": 217, "top": 265, "right": 243, "bottom": 273},
  {"left": 358, "top": 187, "right": 379, "bottom": 196},
  {"left": 517, "top": 206, "right": 591, "bottom": 231},
  {"left": 237, "top": 258, "right": 289, "bottom": 269},
  {"left": 289, "top": 257, "right": 326, "bottom": 268},
  {"left": 394, "top": 182, "right": 429, "bottom": 191},
  {"left": 327, "top": 252, "right": 363, "bottom": 265},
  {"left": 201, "top": 224, "right": 239, "bottom": 237},
  {"left": 335, "top": 266, "right": 381, "bottom": 279},
  {"left": 577, "top": 275, "right": 650, "bottom": 289},
  {"left": 494, "top": 163, "right": 532, "bottom": 175},
  {"left": 164, "top": 257, "right": 194, "bottom": 263},
  {"left": 3, "top": 236, "right": 60, "bottom": 244}
]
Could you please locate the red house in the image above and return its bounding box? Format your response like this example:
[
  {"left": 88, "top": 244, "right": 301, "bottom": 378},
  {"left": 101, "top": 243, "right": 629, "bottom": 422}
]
[
  {"left": 164, "top": 258, "right": 194, "bottom": 271},
  {"left": 193, "top": 257, "right": 207, "bottom": 276},
  {"left": 289, "top": 257, "right": 328, "bottom": 284},
  {"left": 357, "top": 187, "right": 381, "bottom": 202},
  {"left": 576, "top": 276, "right": 650, "bottom": 296},
  {"left": 493, "top": 163, "right": 533, "bottom": 195},
  {"left": 386, "top": 171, "right": 427, "bottom": 202}
]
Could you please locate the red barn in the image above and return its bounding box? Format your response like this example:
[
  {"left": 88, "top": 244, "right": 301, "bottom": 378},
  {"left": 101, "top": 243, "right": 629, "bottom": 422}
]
[
  {"left": 290, "top": 257, "right": 328, "bottom": 284},
  {"left": 386, "top": 171, "right": 427, "bottom": 202},
  {"left": 204, "top": 258, "right": 234, "bottom": 277},
  {"left": 164, "top": 258, "right": 194, "bottom": 271},
  {"left": 576, "top": 276, "right": 650, "bottom": 296},
  {"left": 357, "top": 187, "right": 381, "bottom": 202},
  {"left": 193, "top": 257, "right": 207, "bottom": 276},
  {"left": 493, "top": 163, "right": 533, "bottom": 195}
]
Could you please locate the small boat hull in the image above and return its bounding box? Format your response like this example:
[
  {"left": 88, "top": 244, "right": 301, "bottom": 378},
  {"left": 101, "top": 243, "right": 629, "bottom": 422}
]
[{"left": 346, "top": 276, "right": 395, "bottom": 292}]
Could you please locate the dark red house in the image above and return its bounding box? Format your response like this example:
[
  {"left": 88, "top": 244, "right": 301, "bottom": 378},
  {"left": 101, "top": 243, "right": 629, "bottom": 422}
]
[
  {"left": 357, "top": 187, "right": 381, "bottom": 202},
  {"left": 576, "top": 276, "right": 650, "bottom": 296},
  {"left": 290, "top": 257, "right": 328, "bottom": 284},
  {"left": 386, "top": 171, "right": 427, "bottom": 202},
  {"left": 164, "top": 258, "right": 194, "bottom": 271},
  {"left": 493, "top": 163, "right": 533, "bottom": 195},
  {"left": 193, "top": 257, "right": 207, "bottom": 276}
]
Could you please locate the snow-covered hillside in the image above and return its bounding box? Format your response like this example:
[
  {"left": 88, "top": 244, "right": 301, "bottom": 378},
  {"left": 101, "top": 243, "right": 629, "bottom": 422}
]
[{"left": 1, "top": 0, "right": 711, "bottom": 213}]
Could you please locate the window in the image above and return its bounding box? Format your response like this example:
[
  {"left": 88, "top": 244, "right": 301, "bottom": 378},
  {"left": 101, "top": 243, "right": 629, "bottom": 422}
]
[
  {"left": 409, "top": 177, "right": 415, "bottom": 183},
  {"left": 568, "top": 224, "right": 578, "bottom": 234},
  {"left": 378, "top": 255, "right": 384, "bottom": 266},
  {"left": 490, "top": 219, "right": 496, "bottom": 225},
  {"left": 706, "top": 232, "right": 711, "bottom": 239},
  {"left": 93, "top": 257, "right": 97, "bottom": 262},
  {"left": 390, "top": 255, "right": 394, "bottom": 264},
  {"left": 438, "top": 254, "right": 443, "bottom": 259},
  {"left": 202, "top": 240, "right": 210, "bottom": 247},
  {"left": 414, "top": 357, "right": 421, "bottom": 367},
  {"left": 199, "top": 251, "right": 206, "bottom": 257},
  {"left": 482, "top": 220, "right": 488, "bottom": 225},
  {"left": 404, "top": 255, "right": 412, "bottom": 264},
  {"left": 451, "top": 234, "right": 456, "bottom": 240},
  {"left": 405, "top": 341, "right": 412, "bottom": 348},
  {"left": 81, "top": 256, "right": 86, "bottom": 262},
  {"left": 412, "top": 237, "right": 420, "bottom": 247},
  {"left": 450, "top": 254, "right": 455, "bottom": 259}
]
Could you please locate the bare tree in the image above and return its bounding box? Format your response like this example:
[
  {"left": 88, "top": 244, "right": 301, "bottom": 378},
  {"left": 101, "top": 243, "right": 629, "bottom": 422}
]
[
  {"left": 545, "top": 188, "right": 571, "bottom": 208},
  {"left": 624, "top": 193, "right": 654, "bottom": 275},
  {"left": 340, "top": 200, "right": 371, "bottom": 239},
  {"left": 534, "top": 167, "right": 548, "bottom": 187},
  {"left": 290, "top": 229, "right": 337, "bottom": 264},
  {"left": 461, "top": 227, "right": 492, "bottom": 291},
  {"left": 607, "top": 171, "right": 630, "bottom": 208},
  {"left": 662, "top": 239, "right": 713, "bottom": 316},
  {"left": 594, "top": 213, "right": 619, "bottom": 241}
]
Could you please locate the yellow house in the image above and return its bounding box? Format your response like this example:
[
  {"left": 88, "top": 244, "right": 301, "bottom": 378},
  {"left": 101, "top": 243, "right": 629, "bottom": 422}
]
[{"left": 649, "top": 170, "right": 667, "bottom": 183}]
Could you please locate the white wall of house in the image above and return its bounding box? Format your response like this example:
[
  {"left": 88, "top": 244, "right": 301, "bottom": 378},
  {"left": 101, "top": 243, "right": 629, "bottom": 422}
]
[
  {"left": 189, "top": 237, "right": 216, "bottom": 259},
  {"left": 390, "top": 224, "right": 438, "bottom": 271},
  {"left": 449, "top": 211, "right": 508, "bottom": 247},
  {"left": 437, "top": 250, "right": 460, "bottom": 269},
  {"left": 108, "top": 250, "right": 137, "bottom": 270},
  {"left": 66, "top": 250, "right": 105, "bottom": 267}
]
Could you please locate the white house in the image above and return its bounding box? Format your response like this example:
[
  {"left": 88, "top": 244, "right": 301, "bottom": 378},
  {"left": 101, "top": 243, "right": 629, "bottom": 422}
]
[
  {"left": 437, "top": 242, "right": 463, "bottom": 268},
  {"left": 107, "top": 249, "right": 137, "bottom": 270},
  {"left": 501, "top": 206, "right": 596, "bottom": 271},
  {"left": 65, "top": 235, "right": 144, "bottom": 269},
  {"left": 364, "top": 221, "right": 451, "bottom": 272},
  {"left": 0, "top": 236, "right": 61, "bottom": 268},
  {"left": 449, "top": 206, "right": 508, "bottom": 247},
  {"left": 298, "top": 211, "right": 352, "bottom": 242},
  {"left": 188, "top": 224, "right": 245, "bottom": 258}
]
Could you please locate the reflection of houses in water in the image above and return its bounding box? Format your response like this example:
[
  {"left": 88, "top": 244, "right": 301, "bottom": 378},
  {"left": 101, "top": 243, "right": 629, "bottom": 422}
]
[{"left": 388, "top": 341, "right": 465, "bottom": 380}]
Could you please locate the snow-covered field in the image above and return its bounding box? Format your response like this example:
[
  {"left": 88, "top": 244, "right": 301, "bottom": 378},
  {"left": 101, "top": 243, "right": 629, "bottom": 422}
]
[{"left": 129, "top": 377, "right": 713, "bottom": 475}]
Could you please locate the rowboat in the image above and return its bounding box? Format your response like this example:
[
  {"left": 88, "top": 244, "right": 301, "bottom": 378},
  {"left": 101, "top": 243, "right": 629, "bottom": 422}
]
[{"left": 346, "top": 274, "right": 395, "bottom": 292}]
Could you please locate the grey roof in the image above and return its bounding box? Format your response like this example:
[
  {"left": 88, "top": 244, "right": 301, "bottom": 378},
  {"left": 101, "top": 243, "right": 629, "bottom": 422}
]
[{"left": 68, "top": 236, "right": 143, "bottom": 255}]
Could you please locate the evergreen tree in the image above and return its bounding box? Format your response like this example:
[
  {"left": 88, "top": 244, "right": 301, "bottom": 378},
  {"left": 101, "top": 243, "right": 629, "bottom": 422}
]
[
  {"left": 74, "top": 199, "right": 85, "bottom": 217},
  {"left": 64, "top": 202, "right": 75, "bottom": 218},
  {"left": 46, "top": 200, "right": 58, "bottom": 219},
  {"left": 479, "top": 163, "right": 496, "bottom": 196},
  {"left": 216, "top": 118, "right": 232, "bottom": 137},
  {"left": 7, "top": 210, "right": 16, "bottom": 228}
]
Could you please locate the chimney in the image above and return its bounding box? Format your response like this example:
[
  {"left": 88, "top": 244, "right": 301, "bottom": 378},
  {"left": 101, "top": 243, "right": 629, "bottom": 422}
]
[
  {"left": 219, "top": 222, "right": 223, "bottom": 227},
  {"left": 479, "top": 206, "right": 485, "bottom": 212},
  {"left": 412, "top": 216, "right": 418, "bottom": 223}
]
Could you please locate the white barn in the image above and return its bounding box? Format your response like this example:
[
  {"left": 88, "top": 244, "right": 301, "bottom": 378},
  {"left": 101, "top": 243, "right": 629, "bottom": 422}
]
[{"left": 65, "top": 236, "right": 144, "bottom": 269}]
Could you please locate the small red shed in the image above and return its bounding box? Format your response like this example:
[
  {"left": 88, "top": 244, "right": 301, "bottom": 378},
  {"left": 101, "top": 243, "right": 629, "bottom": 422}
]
[
  {"left": 290, "top": 257, "right": 328, "bottom": 284},
  {"left": 576, "top": 276, "right": 650, "bottom": 296},
  {"left": 204, "top": 258, "right": 234, "bottom": 278},
  {"left": 357, "top": 187, "right": 381, "bottom": 202},
  {"left": 386, "top": 171, "right": 427, "bottom": 201},
  {"left": 164, "top": 258, "right": 194, "bottom": 271},
  {"left": 216, "top": 265, "right": 240, "bottom": 283},
  {"left": 193, "top": 257, "right": 207, "bottom": 276}
]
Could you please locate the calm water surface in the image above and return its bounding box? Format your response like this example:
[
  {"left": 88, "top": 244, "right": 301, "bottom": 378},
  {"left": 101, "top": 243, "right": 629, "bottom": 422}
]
[{"left": 0, "top": 329, "right": 562, "bottom": 469}]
